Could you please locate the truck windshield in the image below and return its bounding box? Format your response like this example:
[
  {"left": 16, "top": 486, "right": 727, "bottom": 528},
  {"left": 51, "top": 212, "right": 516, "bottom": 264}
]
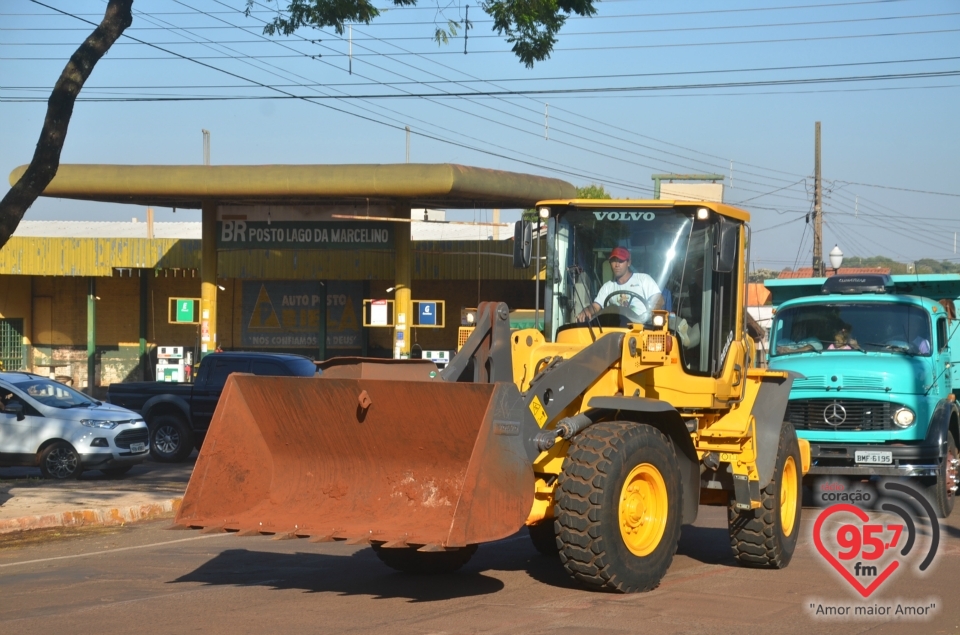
[{"left": 770, "top": 303, "right": 932, "bottom": 357}]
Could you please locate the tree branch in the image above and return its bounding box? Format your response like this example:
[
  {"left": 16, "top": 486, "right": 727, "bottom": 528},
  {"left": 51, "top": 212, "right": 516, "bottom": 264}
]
[{"left": 0, "top": 0, "right": 133, "bottom": 250}]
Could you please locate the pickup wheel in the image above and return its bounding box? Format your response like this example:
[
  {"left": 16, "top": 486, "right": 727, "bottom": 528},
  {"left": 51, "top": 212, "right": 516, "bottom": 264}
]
[
  {"left": 149, "top": 415, "right": 194, "bottom": 463},
  {"left": 371, "top": 544, "right": 478, "bottom": 574}
]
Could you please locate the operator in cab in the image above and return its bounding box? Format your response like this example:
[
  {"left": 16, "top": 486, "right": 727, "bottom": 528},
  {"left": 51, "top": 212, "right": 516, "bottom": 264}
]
[{"left": 576, "top": 247, "right": 663, "bottom": 323}]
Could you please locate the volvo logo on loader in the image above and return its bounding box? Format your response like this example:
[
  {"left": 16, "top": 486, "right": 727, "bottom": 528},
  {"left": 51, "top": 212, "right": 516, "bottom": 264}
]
[
  {"left": 593, "top": 211, "right": 656, "bottom": 221},
  {"left": 824, "top": 403, "right": 847, "bottom": 426}
]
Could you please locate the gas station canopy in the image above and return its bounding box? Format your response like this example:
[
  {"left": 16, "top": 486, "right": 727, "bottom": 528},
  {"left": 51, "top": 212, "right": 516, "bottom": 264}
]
[{"left": 9, "top": 163, "right": 576, "bottom": 209}]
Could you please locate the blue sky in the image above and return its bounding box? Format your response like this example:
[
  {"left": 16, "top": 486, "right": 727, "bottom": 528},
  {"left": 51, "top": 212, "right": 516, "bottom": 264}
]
[{"left": 2, "top": 0, "right": 959, "bottom": 270}]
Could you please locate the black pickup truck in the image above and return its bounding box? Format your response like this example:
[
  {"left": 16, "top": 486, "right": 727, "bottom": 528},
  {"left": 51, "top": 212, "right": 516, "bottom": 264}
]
[{"left": 106, "top": 352, "right": 318, "bottom": 462}]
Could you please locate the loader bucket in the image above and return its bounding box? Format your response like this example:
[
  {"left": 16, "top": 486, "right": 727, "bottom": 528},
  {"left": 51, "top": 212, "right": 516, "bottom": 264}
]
[{"left": 176, "top": 374, "right": 536, "bottom": 548}]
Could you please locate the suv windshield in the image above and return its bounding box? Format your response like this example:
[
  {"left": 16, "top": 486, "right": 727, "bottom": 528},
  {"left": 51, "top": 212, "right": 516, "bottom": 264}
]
[
  {"left": 13, "top": 378, "right": 98, "bottom": 409},
  {"left": 771, "top": 303, "right": 932, "bottom": 357}
]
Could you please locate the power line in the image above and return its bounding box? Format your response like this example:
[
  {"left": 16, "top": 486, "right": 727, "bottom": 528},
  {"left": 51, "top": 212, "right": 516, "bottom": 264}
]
[
  {"left": 833, "top": 180, "right": 960, "bottom": 198},
  {"left": 0, "top": 0, "right": 918, "bottom": 19},
  {"left": 6, "top": 27, "right": 960, "bottom": 58},
  {"left": 7, "top": 69, "right": 957, "bottom": 98},
  {"left": 9, "top": 10, "right": 959, "bottom": 37}
]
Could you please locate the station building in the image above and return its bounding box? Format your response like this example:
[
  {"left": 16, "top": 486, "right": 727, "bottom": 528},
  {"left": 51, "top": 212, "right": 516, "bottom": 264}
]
[{"left": 0, "top": 163, "right": 573, "bottom": 393}]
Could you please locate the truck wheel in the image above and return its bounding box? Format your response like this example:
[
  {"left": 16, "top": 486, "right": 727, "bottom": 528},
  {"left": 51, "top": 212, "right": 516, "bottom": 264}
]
[
  {"left": 371, "top": 544, "right": 478, "bottom": 574},
  {"left": 729, "top": 421, "right": 802, "bottom": 569},
  {"left": 528, "top": 521, "right": 559, "bottom": 556},
  {"left": 39, "top": 441, "right": 83, "bottom": 480},
  {"left": 555, "top": 422, "right": 683, "bottom": 593},
  {"left": 150, "top": 415, "right": 194, "bottom": 463},
  {"left": 927, "top": 432, "right": 957, "bottom": 519}
]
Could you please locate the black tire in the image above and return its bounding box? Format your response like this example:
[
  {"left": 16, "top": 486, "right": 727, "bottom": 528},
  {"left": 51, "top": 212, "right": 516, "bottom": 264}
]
[
  {"left": 555, "top": 422, "right": 683, "bottom": 593},
  {"left": 39, "top": 441, "right": 83, "bottom": 480},
  {"left": 100, "top": 465, "right": 133, "bottom": 478},
  {"left": 371, "top": 544, "right": 478, "bottom": 574},
  {"left": 149, "top": 415, "right": 194, "bottom": 463},
  {"left": 926, "top": 432, "right": 957, "bottom": 519},
  {"left": 528, "top": 521, "right": 559, "bottom": 556},
  {"left": 729, "top": 421, "right": 802, "bottom": 569}
]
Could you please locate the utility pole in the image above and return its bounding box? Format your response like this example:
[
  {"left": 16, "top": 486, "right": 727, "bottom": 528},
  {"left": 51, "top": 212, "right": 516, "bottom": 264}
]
[
  {"left": 202, "top": 129, "right": 210, "bottom": 166},
  {"left": 812, "top": 121, "right": 824, "bottom": 277}
]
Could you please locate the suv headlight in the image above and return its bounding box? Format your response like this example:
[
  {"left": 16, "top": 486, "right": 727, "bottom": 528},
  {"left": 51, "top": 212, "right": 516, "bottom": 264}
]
[
  {"left": 81, "top": 419, "right": 119, "bottom": 429},
  {"left": 893, "top": 408, "right": 915, "bottom": 428}
]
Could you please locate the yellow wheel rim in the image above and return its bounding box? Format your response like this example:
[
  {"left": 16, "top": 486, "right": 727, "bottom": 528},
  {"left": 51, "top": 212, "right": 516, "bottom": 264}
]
[
  {"left": 618, "top": 463, "right": 668, "bottom": 557},
  {"left": 780, "top": 455, "right": 798, "bottom": 538}
]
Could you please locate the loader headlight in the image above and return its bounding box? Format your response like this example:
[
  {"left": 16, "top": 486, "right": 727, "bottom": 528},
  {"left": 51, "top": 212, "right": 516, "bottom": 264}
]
[
  {"left": 652, "top": 314, "right": 665, "bottom": 327},
  {"left": 81, "top": 419, "right": 119, "bottom": 429},
  {"left": 893, "top": 408, "right": 915, "bottom": 428}
]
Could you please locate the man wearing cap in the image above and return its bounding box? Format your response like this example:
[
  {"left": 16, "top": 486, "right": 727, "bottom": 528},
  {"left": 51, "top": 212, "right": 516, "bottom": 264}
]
[{"left": 576, "top": 247, "right": 663, "bottom": 322}]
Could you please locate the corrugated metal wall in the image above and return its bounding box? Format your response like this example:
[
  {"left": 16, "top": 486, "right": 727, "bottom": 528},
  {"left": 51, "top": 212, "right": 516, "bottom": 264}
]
[
  {"left": 0, "top": 237, "right": 544, "bottom": 280},
  {"left": 0, "top": 237, "right": 201, "bottom": 276}
]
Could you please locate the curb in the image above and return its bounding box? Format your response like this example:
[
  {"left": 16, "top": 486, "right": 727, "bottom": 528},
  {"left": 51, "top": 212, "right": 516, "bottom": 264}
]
[{"left": 0, "top": 497, "right": 183, "bottom": 534}]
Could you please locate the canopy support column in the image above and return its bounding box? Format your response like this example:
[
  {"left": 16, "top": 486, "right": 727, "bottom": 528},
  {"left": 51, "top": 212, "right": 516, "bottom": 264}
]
[
  {"left": 201, "top": 200, "right": 218, "bottom": 358},
  {"left": 86, "top": 277, "right": 96, "bottom": 395},
  {"left": 394, "top": 205, "right": 412, "bottom": 358}
]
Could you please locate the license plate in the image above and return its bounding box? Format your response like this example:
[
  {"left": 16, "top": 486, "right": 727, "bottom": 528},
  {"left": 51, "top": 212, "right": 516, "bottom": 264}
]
[
  {"left": 855, "top": 450, "right": 892, "bottom": 465},
  {"left": 129, "top": 442, "right": 147, "bottom": 453}
]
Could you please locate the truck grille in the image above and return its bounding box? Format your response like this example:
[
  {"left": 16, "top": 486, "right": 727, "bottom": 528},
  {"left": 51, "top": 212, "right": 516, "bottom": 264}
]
[
  {"left": 114, "top": 429, "right": 149, "bottom": 449},
  {"left": 786, "top": 399, "right": 901, "bottom": 432}
]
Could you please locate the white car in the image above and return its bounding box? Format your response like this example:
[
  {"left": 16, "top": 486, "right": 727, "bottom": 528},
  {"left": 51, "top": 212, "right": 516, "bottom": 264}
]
[{"left": 0, "top": 373, "right": 149, "bottom": 479}]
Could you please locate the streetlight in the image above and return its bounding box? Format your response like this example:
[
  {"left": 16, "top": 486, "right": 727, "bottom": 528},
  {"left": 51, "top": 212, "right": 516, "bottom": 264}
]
[{"left": 829, "top": 245, "right": 844, "bottom": 274}]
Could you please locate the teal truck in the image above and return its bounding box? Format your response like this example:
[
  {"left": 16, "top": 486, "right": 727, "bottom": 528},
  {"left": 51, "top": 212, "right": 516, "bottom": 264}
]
[{"left": 764, "top": 273, "right": 960, "bottom": 517}]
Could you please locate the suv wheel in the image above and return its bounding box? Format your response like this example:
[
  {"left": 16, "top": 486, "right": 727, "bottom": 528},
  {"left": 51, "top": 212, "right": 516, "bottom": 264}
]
[
  {"left": 150, "top": 415, "right": 194, "bottom": 463},
  {"left": 39, "top": 441, "right": 83, "bottom": 479}
]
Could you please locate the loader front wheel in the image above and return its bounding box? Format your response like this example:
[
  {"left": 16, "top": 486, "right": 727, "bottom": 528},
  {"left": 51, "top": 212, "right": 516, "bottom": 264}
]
[
  {"left": 728, "top": 421, "right": 802, "bottom": 569},
  {"left": 555, "top": 422, "right": 683, "bottom": 593},
  {"left": 371, "top": 544, "right": 478, "bottom": 574}
]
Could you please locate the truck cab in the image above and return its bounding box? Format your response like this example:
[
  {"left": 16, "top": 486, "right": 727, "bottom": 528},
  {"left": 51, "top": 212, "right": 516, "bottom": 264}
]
[{"left": 765, "top": 274, "right": 960, "bottom": 517}]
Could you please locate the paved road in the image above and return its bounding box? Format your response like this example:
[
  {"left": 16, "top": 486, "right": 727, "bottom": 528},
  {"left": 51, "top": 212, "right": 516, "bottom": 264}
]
[{"left": 2, "top": 504, "right": 957, "bottom": 634}]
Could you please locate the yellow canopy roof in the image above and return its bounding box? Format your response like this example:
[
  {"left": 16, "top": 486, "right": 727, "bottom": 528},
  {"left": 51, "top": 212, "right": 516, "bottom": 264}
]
[{"left": 9, "top": 163, "right": 576, "bottom": 209}]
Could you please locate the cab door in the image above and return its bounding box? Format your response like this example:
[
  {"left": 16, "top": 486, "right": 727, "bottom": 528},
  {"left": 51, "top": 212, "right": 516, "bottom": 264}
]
[{"left": 936, "top": 316, "right": 953, "bottom": 394}]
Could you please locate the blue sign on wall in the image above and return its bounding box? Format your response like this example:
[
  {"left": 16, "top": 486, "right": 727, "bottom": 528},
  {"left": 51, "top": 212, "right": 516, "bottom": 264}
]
[{"left": 419, "top": 302, "right": 437, "bottom": 326}]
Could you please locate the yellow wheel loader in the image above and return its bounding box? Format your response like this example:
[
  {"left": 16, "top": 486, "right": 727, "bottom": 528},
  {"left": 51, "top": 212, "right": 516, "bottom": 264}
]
[{"left": 176, "top": 200, "right": 810, "bottom": 593}]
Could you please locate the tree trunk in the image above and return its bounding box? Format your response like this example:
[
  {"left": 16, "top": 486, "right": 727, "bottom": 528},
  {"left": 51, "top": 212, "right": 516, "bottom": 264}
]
[{"left": 0, "top": 0, "right": 133, "bottom": 250}]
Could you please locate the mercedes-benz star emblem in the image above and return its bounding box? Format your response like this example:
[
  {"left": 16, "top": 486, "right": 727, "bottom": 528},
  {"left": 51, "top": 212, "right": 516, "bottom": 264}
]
[{"left": 823, "top": 402, "right": 847, "bottom": 426}]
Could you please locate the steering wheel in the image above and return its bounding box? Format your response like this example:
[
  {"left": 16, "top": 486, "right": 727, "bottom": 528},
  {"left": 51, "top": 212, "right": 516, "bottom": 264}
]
[{"left": 597, "top": 289, "right": 650, "bottom": 324}]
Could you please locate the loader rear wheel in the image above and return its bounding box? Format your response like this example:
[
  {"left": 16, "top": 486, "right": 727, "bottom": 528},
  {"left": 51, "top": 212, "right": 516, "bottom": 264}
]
[
  {"left": 555, "top": 422, "right": 682, "bottom": 593},
  {"left": 728, "top": 421, "right": 802, "bottom": 569},
  {"left": 528, "top": 521, "right": 559, "bottom": 556},
  {"left": 371, "top": 544, "right": 478, "bottom": 574}
]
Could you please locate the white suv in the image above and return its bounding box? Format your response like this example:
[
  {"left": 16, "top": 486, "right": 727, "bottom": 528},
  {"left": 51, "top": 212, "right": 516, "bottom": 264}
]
[{"left": 0, "top": 373, "right": 149, "bottom": 479}]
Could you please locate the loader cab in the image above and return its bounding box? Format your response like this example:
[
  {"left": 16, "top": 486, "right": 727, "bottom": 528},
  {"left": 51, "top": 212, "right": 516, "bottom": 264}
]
[{"left": 538, "top": 202, "right": 746, "bottom": 377}]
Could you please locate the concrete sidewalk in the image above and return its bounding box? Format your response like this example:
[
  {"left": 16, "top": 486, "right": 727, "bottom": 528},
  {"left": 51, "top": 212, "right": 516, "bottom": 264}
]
[{"left": 0, "top": 456, "right": 194, "bottom": 534}]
